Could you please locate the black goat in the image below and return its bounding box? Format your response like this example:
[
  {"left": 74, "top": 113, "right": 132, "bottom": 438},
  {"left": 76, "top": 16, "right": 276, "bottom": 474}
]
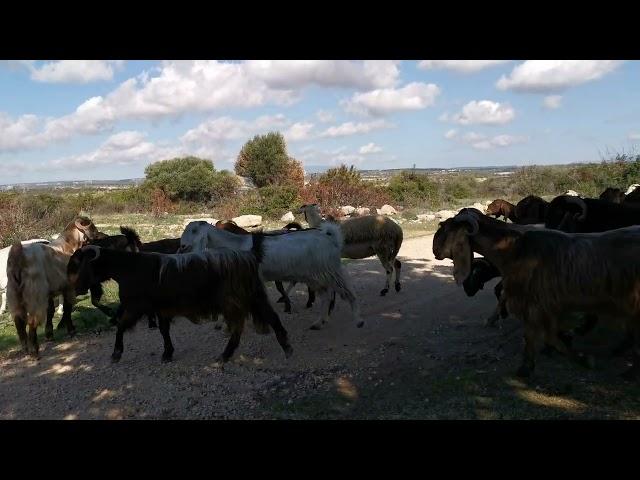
[
  {"left": 67, "top": 245, "right": 293, "bottom": 364},
  {"left": 545, "top": 195, "right": 640, "bottom": 233}
]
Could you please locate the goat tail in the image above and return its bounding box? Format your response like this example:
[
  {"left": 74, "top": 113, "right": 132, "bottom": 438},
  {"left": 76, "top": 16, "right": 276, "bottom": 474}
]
[
  {"left": 120, "top": 226, "right": 143, "bottom": 251},
  {"left": 6, "top": 243, "right": 26, "bottom": 310}
]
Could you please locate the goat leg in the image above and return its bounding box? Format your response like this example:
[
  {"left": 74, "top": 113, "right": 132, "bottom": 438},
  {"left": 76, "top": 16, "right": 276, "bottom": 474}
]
[
  {"left": 274, "top": 281, "right": 292, "bottom": 314},
  {"left": 516, "top": 321, "right": 537, "bottom": 378},
  {"left": 621, "top": 325, "right": 640, "bottom": 381},
  {"left": 14, "top": 315, "right": 28, "bottom": 353},
  {"left": 158, "top": 315, "right": 174, "bottom": 363},
  {"left": 111, "top": 309, "right": 141, "bottom": 363},
  {"left": 306, "top": 287, "right": 315, "bottom": 309},
  {"left": 45, "top": 298, "right": 55, "bottom": 341}
]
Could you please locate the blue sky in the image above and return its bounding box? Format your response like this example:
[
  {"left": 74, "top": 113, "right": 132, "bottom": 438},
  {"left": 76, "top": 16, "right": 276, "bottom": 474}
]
[{"left": 0, "top": 60, "right": 638, "bottom": 183}]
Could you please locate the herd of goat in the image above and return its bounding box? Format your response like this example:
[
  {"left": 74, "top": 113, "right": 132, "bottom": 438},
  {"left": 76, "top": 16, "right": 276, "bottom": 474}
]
[
  {"left": 0, "top": 204, "right": 402, "bottom": 365},
  {"left": 2, "top": 183, "right": 640, "bottom": 385}
]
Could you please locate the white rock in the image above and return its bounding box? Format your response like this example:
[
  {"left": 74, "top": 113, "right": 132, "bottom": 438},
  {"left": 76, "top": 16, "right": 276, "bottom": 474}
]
[
  {"left": 280, "top": 211, "right": 295, "bottom": 222},
  {"left": 417, "top": 214, "right": 436, "bottom": 222},
  {"left": 472, "top": 202, "right": 485, "bottom": 211},
  {"left": 232, "top": 214, "right": 262, "bottom": 228},
  {"left": 340, "top": 206, "right": 355, "bottom": 215},
  {"left": 379, "top": 204, "right": 398, "bottom": 216},
  {"left": 435, "top": 210, "right": 457, "bottom": 220},
  {"left": 564, "top": 190, "right": 580, "bottom": 197},
  {"left": 355, "top": 207, "right": 370, "bottom": 216},
  {"left": 183, "top": 217, "right": 218, "bottom": 227}
]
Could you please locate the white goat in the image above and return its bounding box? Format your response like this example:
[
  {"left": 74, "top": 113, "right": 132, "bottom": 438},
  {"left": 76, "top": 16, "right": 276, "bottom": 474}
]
[
  {"left": 180, "top": 220, "right": 363, "bottom": 330},
  {"left": 6, "top": 217, "right": 99, "bottom": 357},
  {"left": 1, "top": 239, "right": 50, "bottom": 315},
  {"left": 298, "top": 203, "right": 404, "bottom": 296}
]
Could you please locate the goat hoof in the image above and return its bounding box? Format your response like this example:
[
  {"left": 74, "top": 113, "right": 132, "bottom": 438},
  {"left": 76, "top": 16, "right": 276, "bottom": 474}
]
[
  {"left": 306, "top": 302, "right": 313, "bottom": 309},
  {"left": 214, "top": 323, "right": 222, "bottom": 330},
  {"left": 309, "top": 323, "right": 322, "bottom": 331},
  {"left": 161, "top": 354, "right": 173, "bottom": 363},
  {"left": 356, "top": 320, "right": 364, "bottom": 328},
  {"left": 395, "top": 283, "right": 401, "bottom": 292},
  {"left": 148, "top": 322, "right": 158, "bottom": 330},
  {"left": 379, "top": 288, "right": 389, "bottom": 297},
  {"left": 45, "top": 332, "right": 54, "bottom": 342},
  {"left": 111, "top": 352, "right": 122, "bottom": 363}
]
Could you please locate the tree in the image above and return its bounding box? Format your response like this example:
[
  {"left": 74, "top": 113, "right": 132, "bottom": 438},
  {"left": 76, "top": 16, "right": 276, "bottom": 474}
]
[
  {"left": 234, "top": 132, "right": 291, "bottom": 188},
  {"left": 143, "top": 157, "right": 240, "bottom": 203}
]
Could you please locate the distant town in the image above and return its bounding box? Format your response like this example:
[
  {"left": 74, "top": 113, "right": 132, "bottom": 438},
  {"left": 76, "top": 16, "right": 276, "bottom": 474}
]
[{"left": 0, "top": 165, "right": 521, "bottom": 192}]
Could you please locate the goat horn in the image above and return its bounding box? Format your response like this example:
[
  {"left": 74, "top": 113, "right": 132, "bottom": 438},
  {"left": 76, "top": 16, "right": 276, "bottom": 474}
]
[
  {"left": 453, "top": 211, "right": 479, "bottom": 236},
  {"left": 563, "top": 195, "right": 587, "bottom": 221},
  {"left": 83, "top": 245, "right": 101, "bottom": 261}
]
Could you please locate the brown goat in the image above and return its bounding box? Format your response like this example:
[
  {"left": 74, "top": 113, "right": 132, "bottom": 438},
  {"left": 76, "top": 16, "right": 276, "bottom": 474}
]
[
  {"left": 433, "top": 208, "right": 640, "bottom": 380},
  {"left": 485, "top": 199, "right": 517, "bottom": 222}
]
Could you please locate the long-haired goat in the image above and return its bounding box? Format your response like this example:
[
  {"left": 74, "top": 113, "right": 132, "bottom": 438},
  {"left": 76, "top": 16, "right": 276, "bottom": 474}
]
[
  {"left": 298, "top": 203, "right": 403, "bottom": 296},
  {"left": 68, "top": 245, "right": 293, "bottom": 363},
  {"left": 180, "top": 220, "right": 362, "bottom": 330},
  {"left": 1, "top": 238, "right": 50, "bottom": 315},
  {"left": 514, "top": 195, "right": 549, "bottom": 225},
  {"left": 545, "top": 195, "right": 640, "bottom": 233},
  {"left": 599, "top": 187, "right": 625, "bottom": 204},
  {"left": 6, "top": 216, "right": 100, "bottom": 357},
  {"left": 433, "top": 208, "right": 640, "bottom": 380},
  {"left": 485, "top": 199, "right": 517, "bottom": 222}
]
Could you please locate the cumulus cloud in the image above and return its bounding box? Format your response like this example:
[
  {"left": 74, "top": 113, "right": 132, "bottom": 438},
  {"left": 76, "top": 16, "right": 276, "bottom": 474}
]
[
  {"left": 496, "top": 60, "right": 622, "bottom": 93},
  {"left": 316, "top": 110, "right": 335, "bottom": 123},
  {"left": 629, "top": 132, "right": 640, "bottom": 141},
  {"left": 320, "top": 119, "right": 394, "bottom": 137},
  {"left": 28, "top": 60, "right": 125, "bottom": 83},
  {"left": 445, "top": 130, "right": 527, "bottom": 150},
  {"left": 244, "top": 60, "right": 400, "bottom": 90},
  {"left": 543, "top": 95, "right": 563, "bottom": 109},
  {"left": 445, "top": 100, "right": 515, "bottom": 125},
  {"left": 284, "top": 122, "right": 315, "bottom": 142},
  {"left": 418, "top": 60, "right": 510, "bottom": 73},
  {"left": 359, "top": 142, "right": 382, "bottom": 154},
  {"left": 342, "top": 82, "right": 440, "bottom": 116},
  {"left": 0, "top": 61, "right": 403, "bottom": 153}
]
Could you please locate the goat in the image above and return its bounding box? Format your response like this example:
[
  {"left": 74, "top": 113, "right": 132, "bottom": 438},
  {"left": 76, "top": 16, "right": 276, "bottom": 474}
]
[
  {"left": 433, "top": 208, "right": 640, "bottom": 380},
  {"left": 84, "top": 227, "right": 142, "bottom": 322},
  {"left": 180, "top": 220, "right": 362, "bottom": 330},
  {"left": 67, "top": 245, "right": 293, "bottom": 364},
  {"left": 6, "top": 216, "right": 100, "bottom": 357},
  {"left": 514, "top": 195, "right": 549, "bottom": 224},
  {"left": 545, "top": 195, "right": 640, "bottom": 233},
  {"left": 1, "top": 239, "right": 50, "bottom": 315},
  {"left": 485, "top": 199, "right": 517, "bottom": 222},
  {"left": 298, "top": 203, "right": 403, "bottom": 296},
  {"left": 624, "top": 186, "right": 640, "bottom": 205},
  {"left": 215, "top": 219, "right": 335, "bottom": 316},
  {"left": 599, "top": 187, "right": 625, "bottom": 204}
]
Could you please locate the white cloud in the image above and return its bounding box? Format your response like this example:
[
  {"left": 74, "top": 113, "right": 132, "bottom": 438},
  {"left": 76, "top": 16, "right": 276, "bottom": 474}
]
[
  {"left": 180, "top": 114, "right": 289, "bottom": 145},
  {"left": 316, "top": 110, "right": 335, "bottom": 123},
  {"left": 418, "top": 60, "right": 510, "bottom": 73},
  {"left": 543, "top": 95, "right": 563, "bottom": 109},
  {"left": 444, "top": 129, "right": 458, "bottom": 139},
  {"left": 496, "top": 60, "right": 622, "bottom": 93},
  {"left": 359, "top": 142, "right": 382, "bottom": 154},
  {"left": 244, "top": 60, "right": 400, "bottom": 90},
  {"left": 343, "top": 82, "right": 440, "bottom": 116},
  {"left": 0, "top": 61, "right": 402, "bottom": 153},
  {"left": 27, "top": 60, "right": 125, "bottom": 84},
  {"left": 48, "top": 131, "right": 177, "bottom": 170},
  {"left": 284, "top": 122, "right": 315, "bottom": 142},
  {"left": 446, "top": 130, "right": 527, "bottom": 150},
  {"left": 447, "top": 100, "right": 515, "bottom": 125},
  {"left": 629, "top": 132, "right": 640, "bottom": 141},
  {"left": 320, "top": 119, "right": 394, "bottom": 137}
]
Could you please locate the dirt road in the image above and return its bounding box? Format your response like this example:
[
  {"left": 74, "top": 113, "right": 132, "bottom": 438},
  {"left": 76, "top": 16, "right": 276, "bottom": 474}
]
[{"left": 1, "top": 234, "right": 639, "bottom": 419}]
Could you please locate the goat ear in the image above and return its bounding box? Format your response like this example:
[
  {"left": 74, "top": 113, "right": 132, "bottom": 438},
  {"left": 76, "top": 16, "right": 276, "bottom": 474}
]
[{"left": 451, "top": 230, "right": 472, "bottom": 286}]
